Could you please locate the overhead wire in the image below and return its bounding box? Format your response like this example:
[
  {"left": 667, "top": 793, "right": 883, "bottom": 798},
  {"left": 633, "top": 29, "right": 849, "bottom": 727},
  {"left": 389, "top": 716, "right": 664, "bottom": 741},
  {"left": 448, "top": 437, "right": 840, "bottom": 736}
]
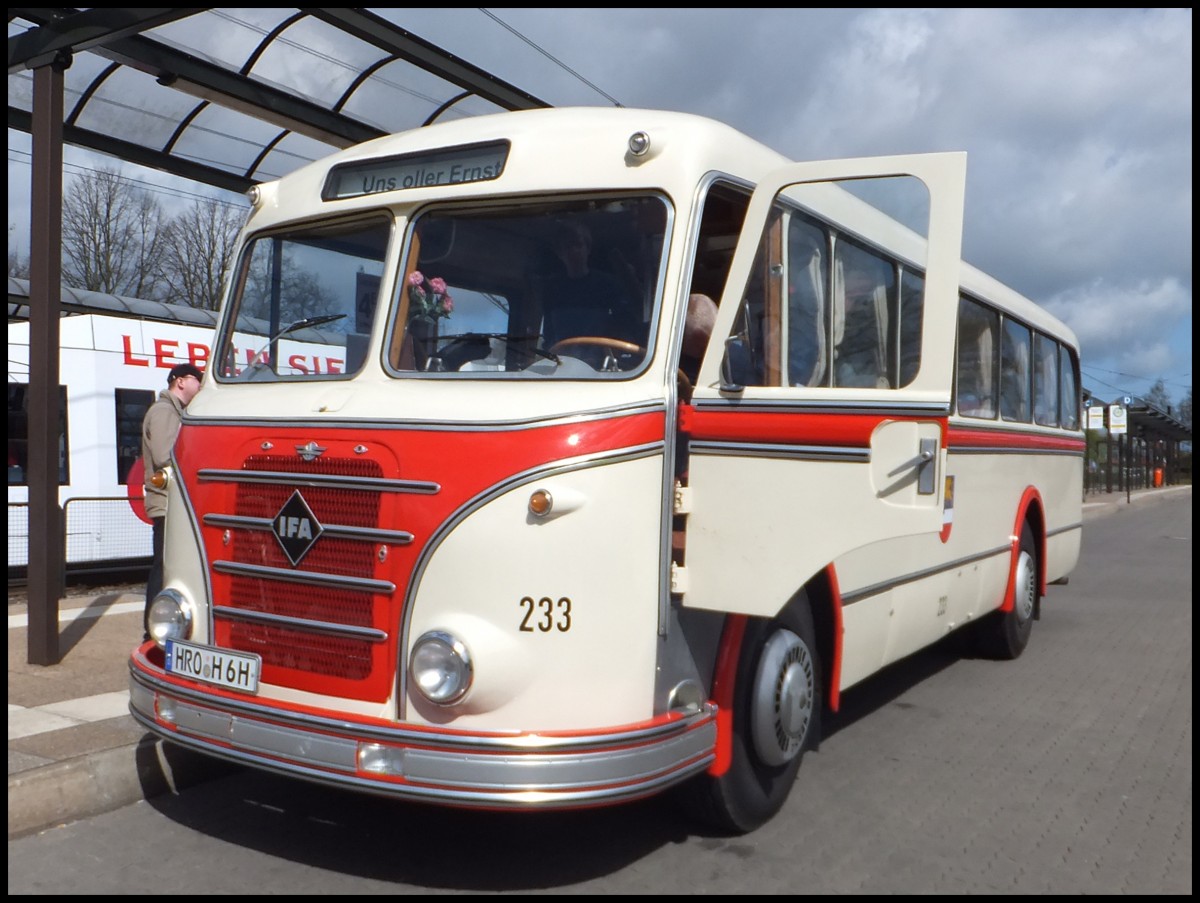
[
  {"left": 8, "top": 147, "right": 248, "bottom": 211},
  {"left": 477, "top": 8, "right": 623, "bottom": 107}
]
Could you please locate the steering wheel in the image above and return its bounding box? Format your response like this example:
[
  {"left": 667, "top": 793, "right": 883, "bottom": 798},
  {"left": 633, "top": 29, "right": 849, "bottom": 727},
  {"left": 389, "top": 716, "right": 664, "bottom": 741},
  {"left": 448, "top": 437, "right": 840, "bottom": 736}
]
[
  {"left": 548, "top": 336, "right": 645, "bottom": 357},
  {"left": 548, "top": 336, "right": 646, "bottom": 372}
]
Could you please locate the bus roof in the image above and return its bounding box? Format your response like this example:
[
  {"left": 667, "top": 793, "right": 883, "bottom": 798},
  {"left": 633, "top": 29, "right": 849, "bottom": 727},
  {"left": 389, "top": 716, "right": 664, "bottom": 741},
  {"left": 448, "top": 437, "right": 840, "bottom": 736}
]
[
  {"left": 248, "top": 107, "right": 789, "bottom": 224},
  {"left": 246, "top": 106, "right": 1077, "bottom": 351}
]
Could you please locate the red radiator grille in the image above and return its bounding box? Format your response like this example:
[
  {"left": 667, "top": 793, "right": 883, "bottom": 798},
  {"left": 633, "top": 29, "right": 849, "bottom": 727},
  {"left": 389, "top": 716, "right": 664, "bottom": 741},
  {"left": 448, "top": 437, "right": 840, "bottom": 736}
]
[
  {"left": 217, "top": 454, "right": 390, "bottom": 688},
  {"left": 232, "top": 529, "right": 379, "bottom": 580},
  {"left": 229, "top": 621, "right": 372, "bottom": 681},
  {"left": 227, "top": 577, "right": 375, "bottom": 628}
]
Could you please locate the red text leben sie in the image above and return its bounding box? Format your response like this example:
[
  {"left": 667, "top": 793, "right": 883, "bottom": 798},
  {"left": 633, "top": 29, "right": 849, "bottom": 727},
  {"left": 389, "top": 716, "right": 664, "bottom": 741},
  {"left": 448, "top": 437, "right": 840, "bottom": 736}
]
[{"left": 121, "top": 335, "right": 345, "bottom": 375}]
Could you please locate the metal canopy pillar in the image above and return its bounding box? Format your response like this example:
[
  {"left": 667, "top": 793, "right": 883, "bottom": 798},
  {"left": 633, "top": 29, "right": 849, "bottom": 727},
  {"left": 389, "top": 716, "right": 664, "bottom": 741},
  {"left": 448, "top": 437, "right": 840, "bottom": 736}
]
[{"left": 26, "top": 53, "right": 70, "bottom": 665}]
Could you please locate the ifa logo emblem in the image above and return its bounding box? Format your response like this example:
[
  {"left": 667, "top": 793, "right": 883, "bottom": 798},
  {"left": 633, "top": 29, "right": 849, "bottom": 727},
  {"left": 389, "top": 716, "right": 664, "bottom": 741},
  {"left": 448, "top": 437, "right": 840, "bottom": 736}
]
[{"left": 272, "top": 490, "right": 324, "bottom": 566}]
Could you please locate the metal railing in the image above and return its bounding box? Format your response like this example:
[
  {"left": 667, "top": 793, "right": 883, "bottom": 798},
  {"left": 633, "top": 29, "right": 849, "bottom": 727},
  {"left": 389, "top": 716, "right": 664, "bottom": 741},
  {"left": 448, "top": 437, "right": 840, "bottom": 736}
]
[{"left": 8, "top": 497, "right": 152, "bottom": 572}]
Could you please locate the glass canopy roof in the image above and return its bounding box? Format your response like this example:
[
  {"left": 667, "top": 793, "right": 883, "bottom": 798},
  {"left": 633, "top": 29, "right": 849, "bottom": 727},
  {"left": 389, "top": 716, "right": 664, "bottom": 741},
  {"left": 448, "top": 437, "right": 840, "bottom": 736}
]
[{"left": 8, "top": 8, "right": 549, "bottom": 193}]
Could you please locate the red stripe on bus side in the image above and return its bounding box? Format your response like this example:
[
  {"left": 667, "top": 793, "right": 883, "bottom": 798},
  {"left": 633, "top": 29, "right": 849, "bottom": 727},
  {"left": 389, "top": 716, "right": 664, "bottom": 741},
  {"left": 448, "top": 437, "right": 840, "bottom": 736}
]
[
  {"left": 948, "top": 426, "right": 1086, "bottom": 453},
  {"left": 685, "top": 408, "right": 933, "bottom": 446}
]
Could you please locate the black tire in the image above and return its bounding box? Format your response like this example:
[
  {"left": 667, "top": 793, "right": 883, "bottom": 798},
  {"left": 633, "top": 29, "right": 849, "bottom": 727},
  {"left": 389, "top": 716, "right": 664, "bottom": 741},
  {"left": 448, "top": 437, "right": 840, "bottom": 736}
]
[
  {"left": 972, "top": 521, "right": 1038, "bottom": 660},
  {"left": 674, "top": 596, "right": 821, "bottom": 834}
]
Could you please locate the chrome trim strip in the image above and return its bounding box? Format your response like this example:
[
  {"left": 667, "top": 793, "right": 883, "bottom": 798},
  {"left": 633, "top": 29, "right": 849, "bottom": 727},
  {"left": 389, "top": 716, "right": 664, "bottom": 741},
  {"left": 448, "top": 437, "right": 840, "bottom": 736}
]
[
  {"left": 692, "top": 398, "right": 951, "bottom": 417},
  {"left": 948, "top": 445, "right": 1085, "bottom": 457},
  {"left": 212, "top": 560, "right": 395, "bottom": 594},
  {"left": 198, "top": 469, "right": 440, "bottom": 494},
  {"left": 182, "top": 399, "right": 667, "bottom": 432},
  {"left": 203, "top": 513, "right": 414, "bottom": 545},
  {"left": 841, "top": 544, "right": 1012, "bottom": 604},
  {"left": 689, "top": 440, "right": 869, "bottom": 463},
  {"left": 948, "top": 418, "right": 1086, "bottom": 438},
  {"left": 132, "top": 658, "right": 709, "bottom": 750},
  {"left": 841, "top": 524, "right": 1082, "bottom": 605},
  {"left": 401, "top": 725, "right": 714, "bottom": 791},
  {"left": 212, "top": 605, "right": 388, "bottom": 642},
  {"left": 130, "top": 668, "right": 716, "bottom": 806},
  {"left": 1048, "top": 522, "right": 1083, "bottom": 538}
]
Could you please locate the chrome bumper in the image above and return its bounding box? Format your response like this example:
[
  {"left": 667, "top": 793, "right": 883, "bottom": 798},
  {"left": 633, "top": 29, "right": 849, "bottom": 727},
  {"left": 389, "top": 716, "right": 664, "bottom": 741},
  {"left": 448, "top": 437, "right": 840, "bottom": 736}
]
[{"left": 129, "top": 657, "right": 716, "bottom": 809}]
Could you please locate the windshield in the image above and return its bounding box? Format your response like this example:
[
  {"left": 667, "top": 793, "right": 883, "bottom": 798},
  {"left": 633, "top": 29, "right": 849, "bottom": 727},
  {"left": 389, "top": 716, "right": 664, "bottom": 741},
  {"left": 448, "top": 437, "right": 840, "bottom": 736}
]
[
  {"left": 387, "top": 196, "right": 668, "bottom": 378},
  {"left": 215, "top": 216, "right": 391, "bottom": 381}
]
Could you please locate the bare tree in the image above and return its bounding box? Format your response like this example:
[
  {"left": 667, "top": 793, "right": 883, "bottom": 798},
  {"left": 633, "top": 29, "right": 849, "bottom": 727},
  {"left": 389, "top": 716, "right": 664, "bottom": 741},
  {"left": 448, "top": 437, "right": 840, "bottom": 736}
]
[
  {"left": 1145, "top": 378, "right": 1172, "bottom": 414},
  {"left": 1179, "top": 387, "right": 1191, "bottom": 430},
  {"left": 61, "top": 167, "right": 167, "bottom": 298},
  {"left": 8, "top": 224, "right": 30, "bottom": 278},
  {"left": 158, "top": 197, "right": 247, "bottom": 310}
]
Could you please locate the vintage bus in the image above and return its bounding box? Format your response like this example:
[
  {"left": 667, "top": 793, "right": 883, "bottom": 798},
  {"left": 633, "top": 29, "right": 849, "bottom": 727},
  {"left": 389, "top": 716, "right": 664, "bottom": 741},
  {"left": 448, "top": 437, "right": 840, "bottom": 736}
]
[{"left": 128, "top": 107, "right": 1083, "bottom": 833}]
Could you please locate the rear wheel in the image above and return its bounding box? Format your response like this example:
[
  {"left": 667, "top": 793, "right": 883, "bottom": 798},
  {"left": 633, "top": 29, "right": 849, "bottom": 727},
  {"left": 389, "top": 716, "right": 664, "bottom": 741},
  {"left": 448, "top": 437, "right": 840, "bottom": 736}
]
[
  {"left": 675, "top": 597, "right": 821, "bottom": 834},
  {"left": 973, "top": 521, "right": 1037, "bottom": 660}
]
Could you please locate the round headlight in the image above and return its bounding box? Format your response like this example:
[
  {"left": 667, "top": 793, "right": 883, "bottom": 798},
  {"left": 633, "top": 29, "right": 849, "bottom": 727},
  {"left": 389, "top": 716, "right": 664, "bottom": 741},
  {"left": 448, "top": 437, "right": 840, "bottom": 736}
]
[
  {"left": 147, "top": 588, "right": 194, "bottom": 647},
  {"left": 409, "top": 631, "right": 472, "bottom": 704}
]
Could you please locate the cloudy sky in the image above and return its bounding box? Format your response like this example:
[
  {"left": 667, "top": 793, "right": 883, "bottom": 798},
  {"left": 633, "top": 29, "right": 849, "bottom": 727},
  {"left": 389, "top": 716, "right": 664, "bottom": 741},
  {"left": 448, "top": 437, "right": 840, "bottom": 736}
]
[{"left": 8, "top": 8, "right": 1192, "bottom": 407}]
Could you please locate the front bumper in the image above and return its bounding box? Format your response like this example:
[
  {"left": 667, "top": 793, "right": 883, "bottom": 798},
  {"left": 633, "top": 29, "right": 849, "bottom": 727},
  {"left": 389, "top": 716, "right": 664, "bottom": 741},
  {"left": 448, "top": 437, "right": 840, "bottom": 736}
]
[{"left": 129, "top": 647, "right": 717, "bottom": 809}]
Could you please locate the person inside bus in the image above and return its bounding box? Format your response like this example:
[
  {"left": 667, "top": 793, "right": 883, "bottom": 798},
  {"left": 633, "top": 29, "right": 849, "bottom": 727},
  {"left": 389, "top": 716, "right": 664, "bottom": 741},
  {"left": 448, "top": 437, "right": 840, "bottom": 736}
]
[
  {"left": 141, "top": 362, "right": 203, "bottom": 641},
  {"left": 541, "top": 221, "right": 642, "bottom": 357},
  {"left": 678, "top": 292, "right": 718, "bottom": 401}
]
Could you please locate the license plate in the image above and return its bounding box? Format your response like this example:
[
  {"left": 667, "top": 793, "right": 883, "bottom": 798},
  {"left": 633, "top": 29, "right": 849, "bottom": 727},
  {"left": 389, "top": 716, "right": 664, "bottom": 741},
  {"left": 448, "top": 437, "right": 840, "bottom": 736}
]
[{"left": 165, "top": 640, "right": 261, "bottom": 694}]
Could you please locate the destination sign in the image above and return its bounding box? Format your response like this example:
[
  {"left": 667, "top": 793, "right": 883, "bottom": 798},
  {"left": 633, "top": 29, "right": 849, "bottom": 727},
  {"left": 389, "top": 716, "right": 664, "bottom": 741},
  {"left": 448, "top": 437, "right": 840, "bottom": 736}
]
[{"left": 323, "top": 140, "right": 509, "bottom": 201}]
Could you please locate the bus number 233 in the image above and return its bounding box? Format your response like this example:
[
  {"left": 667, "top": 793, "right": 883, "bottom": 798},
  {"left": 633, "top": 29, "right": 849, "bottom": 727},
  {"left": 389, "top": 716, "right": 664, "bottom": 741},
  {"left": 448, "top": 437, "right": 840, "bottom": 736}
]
[{"left": 519, "top": 596, "right": 572, "bottom": 633}]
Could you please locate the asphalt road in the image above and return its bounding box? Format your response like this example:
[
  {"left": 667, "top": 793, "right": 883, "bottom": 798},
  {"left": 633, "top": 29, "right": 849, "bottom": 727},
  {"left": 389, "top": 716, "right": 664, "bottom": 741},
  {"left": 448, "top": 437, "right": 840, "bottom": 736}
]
[{"left": 7, "top": 489, "right": 1191, "bottom": 894}]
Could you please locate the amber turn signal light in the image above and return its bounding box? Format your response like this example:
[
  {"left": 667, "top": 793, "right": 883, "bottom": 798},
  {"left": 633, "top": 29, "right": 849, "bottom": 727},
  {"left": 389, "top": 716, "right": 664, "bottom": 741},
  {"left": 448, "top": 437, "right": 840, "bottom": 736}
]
[{"left": 528, "top": 489, "right": 553, "bottom": 517}]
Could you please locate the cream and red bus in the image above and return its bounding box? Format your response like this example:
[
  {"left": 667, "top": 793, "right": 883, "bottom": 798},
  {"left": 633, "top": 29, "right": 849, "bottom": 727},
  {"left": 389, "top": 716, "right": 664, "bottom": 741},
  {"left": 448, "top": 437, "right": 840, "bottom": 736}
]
[{"left": 129, "top": 107, "right": 1083, "bottom": 833}]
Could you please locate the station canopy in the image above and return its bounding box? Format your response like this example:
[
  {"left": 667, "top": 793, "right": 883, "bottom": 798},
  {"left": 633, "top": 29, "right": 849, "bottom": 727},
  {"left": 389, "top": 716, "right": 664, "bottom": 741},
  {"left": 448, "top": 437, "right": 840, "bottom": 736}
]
[{"left": 8, "top": 8, "right": 550, "bottom": 195}]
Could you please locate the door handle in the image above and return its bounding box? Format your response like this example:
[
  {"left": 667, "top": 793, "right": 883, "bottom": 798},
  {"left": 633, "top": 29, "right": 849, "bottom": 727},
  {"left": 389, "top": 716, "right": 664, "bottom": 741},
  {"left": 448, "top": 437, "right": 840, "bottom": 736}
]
[
  {"left": 917, "top": 437, "right": 937, "bottom": 495},
  {"left": 883, "top": 437, "right": 937, "bottom": 495}
]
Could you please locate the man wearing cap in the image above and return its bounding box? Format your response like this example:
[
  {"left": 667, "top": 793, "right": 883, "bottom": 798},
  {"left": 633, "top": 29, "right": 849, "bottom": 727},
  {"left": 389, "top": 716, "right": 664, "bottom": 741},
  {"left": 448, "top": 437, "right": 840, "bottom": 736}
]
[{"left": 141, "top": 362, "right": 203, "bottom": 640}]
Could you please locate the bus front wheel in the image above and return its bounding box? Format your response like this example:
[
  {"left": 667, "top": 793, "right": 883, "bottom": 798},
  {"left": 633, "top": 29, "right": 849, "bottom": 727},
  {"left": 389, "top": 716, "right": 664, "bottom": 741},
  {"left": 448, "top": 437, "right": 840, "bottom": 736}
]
[{"left": 675, "top": 597, "right": 821, "bottom": 834}]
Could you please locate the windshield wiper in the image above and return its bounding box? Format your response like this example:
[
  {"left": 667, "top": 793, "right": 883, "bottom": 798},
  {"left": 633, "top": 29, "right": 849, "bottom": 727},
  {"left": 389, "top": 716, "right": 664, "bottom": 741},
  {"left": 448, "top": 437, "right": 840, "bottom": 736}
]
[{"left": 239, "top": 314, "right": 347, "bottom": 377}]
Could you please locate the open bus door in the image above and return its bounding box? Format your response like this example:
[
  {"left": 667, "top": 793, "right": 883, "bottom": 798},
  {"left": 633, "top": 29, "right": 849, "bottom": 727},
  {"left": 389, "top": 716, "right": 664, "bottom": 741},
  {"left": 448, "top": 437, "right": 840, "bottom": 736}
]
[{"left": 682, "top": 153, "right": 966, "bottom": 618}]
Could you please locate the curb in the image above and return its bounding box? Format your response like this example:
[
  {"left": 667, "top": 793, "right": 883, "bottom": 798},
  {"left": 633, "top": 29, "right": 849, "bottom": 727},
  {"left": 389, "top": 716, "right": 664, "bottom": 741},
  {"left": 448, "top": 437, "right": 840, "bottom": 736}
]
[
  {"left": 7, "top": 732, "right": 235, "bottom": 840},
  {"left": 1082, "top": 485, "right": 1191, "bottom": 519}
]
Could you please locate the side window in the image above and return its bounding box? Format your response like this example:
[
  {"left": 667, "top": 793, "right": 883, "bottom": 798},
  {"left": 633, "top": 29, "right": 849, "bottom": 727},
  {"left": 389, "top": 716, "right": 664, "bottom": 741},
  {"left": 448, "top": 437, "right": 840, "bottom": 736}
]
[
  {"left": 1059, "top": 344, "right": 1080, "bottom": 430},
  {"left": 785, "top": 216, "right": 828, "bottom": 387},
  {"left": 724, "top": 207, "right": 783, "bottom": 388},
  {"left": 1000, "top": 319, "right": 1031, "bottom": 422},
  {"left": 956, "top": 297, "right": 998, "bottom": 418},
  {"left": 1033, "top": 333, "right": 1059, "bottom": 426},
  {"left": 832, "top": 241, "right": 895, "bottom": 389},
  {"left": 684, "top": 182, "right": 750, "bottom": 391},
  {"left": 898, "top": 269, "right": 924, "bottom": 387},
  {"left": 7, "top": 384, "right": 69, "bottom": 486},
  {"left": 114, "top": 389, "right": 155, "bottom": 484}
]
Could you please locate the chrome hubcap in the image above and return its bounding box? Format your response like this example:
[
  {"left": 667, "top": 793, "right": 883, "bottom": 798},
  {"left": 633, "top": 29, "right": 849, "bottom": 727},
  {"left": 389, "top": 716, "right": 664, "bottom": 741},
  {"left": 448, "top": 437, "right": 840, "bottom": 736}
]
[
  {"left": 1015, "top": 548, "right": 1036, "bottom": 623},
  {"left": 750, "top": 628, "right": 814, "bottom": 767}
]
